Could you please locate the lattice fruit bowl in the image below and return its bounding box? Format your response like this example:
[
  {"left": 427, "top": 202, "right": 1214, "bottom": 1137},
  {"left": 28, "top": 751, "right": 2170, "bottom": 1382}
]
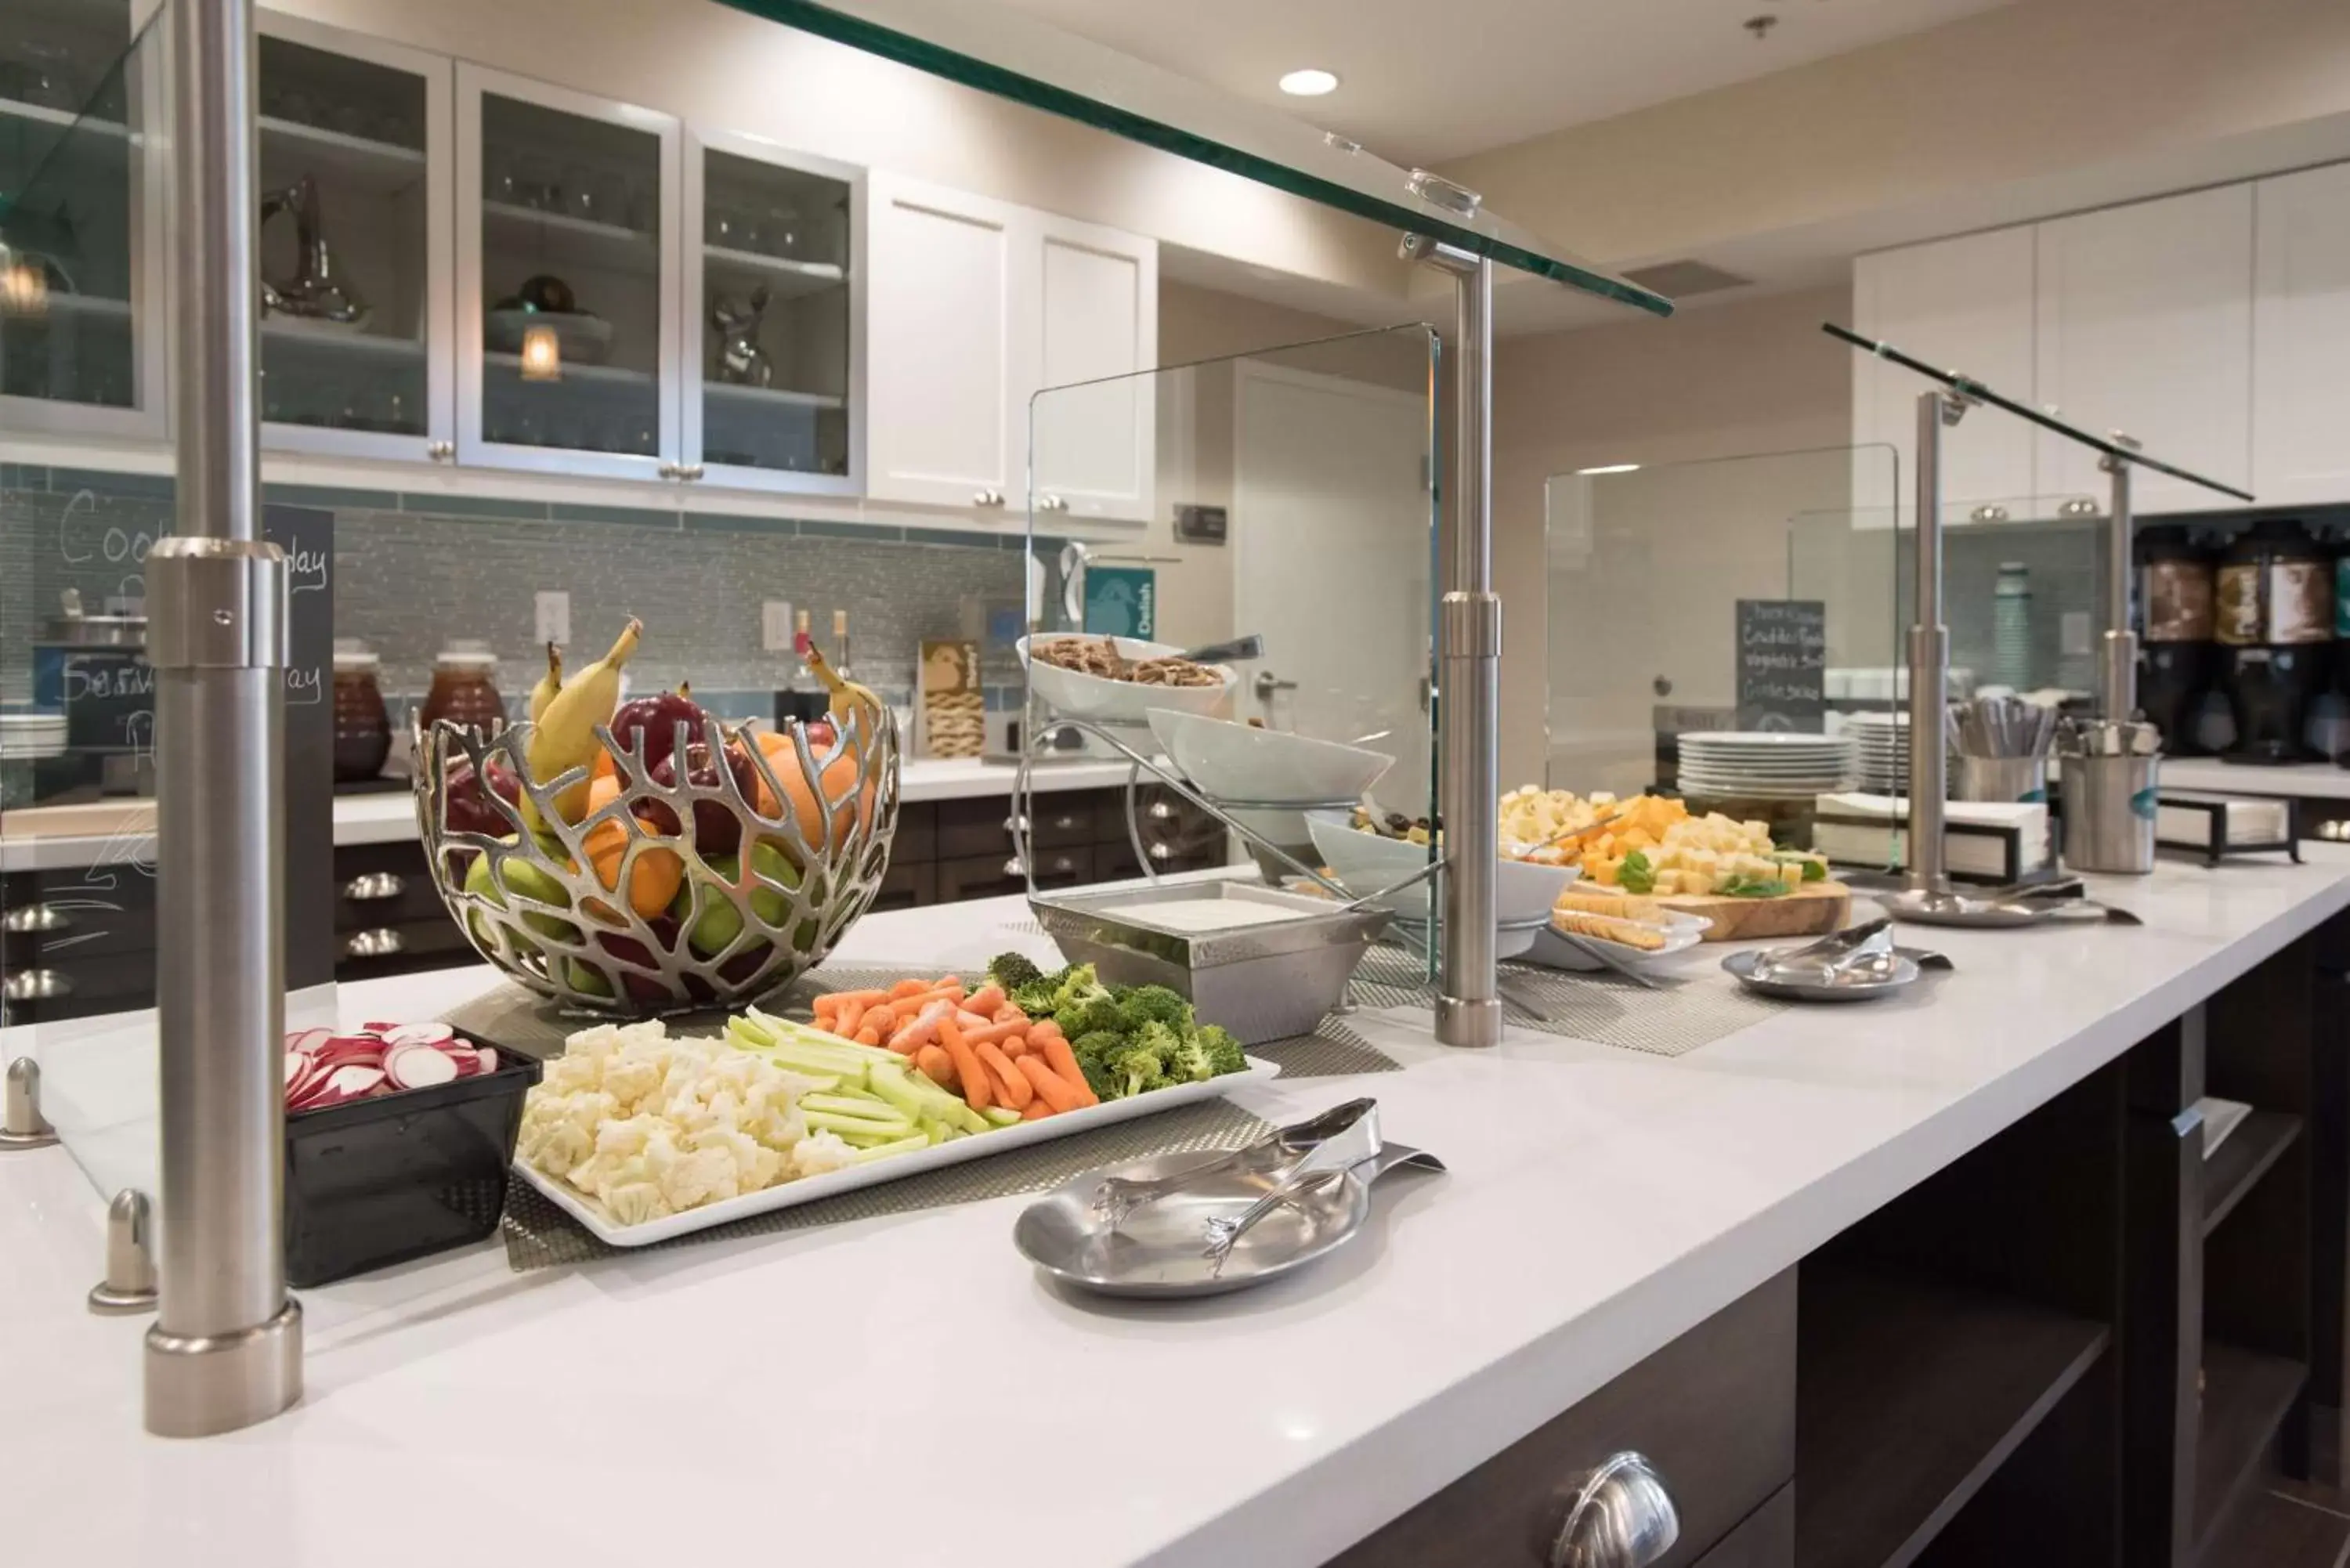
[{"left": 415, "top": 703, "right": 900, "bottom": 1016}]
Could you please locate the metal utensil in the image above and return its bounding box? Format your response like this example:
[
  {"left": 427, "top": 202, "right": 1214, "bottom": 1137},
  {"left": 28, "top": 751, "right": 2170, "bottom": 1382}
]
[
  {"left": 1088, "top": 1098, "right": 1376, "bottom": 1227},
  {"left": 1201, "top": 1110, "right": 1385, "bottom": 1274},
  {"left": 1723, "top": 946, "right": 1922, "bottom": 1001},
  {"left": 1747, "top": 917, "right": 1893, "bottom": 985},
  {"left": 1175, "top": 634, "right": 1264, "bottom": 665},
  {"left": 1544, "top": 923, "right": 1662, "bottom": 989}
]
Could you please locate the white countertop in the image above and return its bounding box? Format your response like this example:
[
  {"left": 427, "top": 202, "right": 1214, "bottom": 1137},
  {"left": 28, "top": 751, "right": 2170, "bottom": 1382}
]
[
  {"left": 5, "top": 851, "right": 2349, "bottom": 1567},
  {"left": 0, "top": 757, "right": 1141, "bottom": 873}
]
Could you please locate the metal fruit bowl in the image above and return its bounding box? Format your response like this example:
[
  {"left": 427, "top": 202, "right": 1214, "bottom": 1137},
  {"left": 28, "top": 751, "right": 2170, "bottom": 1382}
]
[{"left": 414, "top": 705, "right": 900, "bottom": 1016}]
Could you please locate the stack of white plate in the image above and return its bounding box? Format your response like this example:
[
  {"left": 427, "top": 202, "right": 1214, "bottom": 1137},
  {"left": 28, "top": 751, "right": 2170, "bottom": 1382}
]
[
  {"left": 1676, "top": 732, "right": 1856, "bottom": 800},
  {"left": 1846, "top": 712, "right": 1911, "bottom": 793},
  {"left": 0, "top": 710, "right": 68, "bottom": 761}
]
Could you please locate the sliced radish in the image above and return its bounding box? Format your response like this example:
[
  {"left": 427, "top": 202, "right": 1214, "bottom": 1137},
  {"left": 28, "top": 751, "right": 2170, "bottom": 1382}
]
[
  {"left": 313, "top": 1037, "right": 385, "bottom": 1065},
  {"left": 383, "top": 1022, "right": 454, "bottom": 1050},
  {"left": 284, "top": 1051, "right": 310, "bottom": 1087},
  {"left": 288, "top": 1027, "right": 333, "bottom": 1055},
  {"left": 474, "top": 1046, "right": 497, "bottom": 1075},
  {"left": 323, "top": 1064, "right": 385, "bottom": 1098},
  {"left": 362, "top": 1021, "right": 400, "bottom": 1034},
  {"left": 386, "top": 1047, "right": 459, "bottom": 1090}
]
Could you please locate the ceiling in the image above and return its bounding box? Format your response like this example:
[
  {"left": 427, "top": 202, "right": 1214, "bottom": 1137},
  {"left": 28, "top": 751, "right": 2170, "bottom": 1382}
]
[{"left": 983, "top": 0, "right": 2016, "bottom": 164}]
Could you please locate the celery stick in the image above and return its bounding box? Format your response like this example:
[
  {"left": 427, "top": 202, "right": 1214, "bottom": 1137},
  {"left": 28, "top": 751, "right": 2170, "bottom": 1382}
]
[
  {"left": 726, "top": 1014, "right": 777, "bottom": 1050},
  {"left": 804, "top": 1108, "right": 916, "bottom": 1140},
  {"left": 850, "top": 1133, "right": 931, "bottom": 1162},
  {"left": 980, "top": 1106, "right": 1023, "bottom": 1128},
  {"left": 801, "top": 1093, "right": 902, "bottom": 1122}
]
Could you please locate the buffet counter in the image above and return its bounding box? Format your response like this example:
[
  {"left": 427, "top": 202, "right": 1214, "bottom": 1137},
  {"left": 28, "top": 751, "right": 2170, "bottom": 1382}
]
[
  {"left": 5, "top": 850, "right": 2348, "bottom": 1567},
  {"left": 0, "top": 756, "right": 1142, "bottom": 873}
]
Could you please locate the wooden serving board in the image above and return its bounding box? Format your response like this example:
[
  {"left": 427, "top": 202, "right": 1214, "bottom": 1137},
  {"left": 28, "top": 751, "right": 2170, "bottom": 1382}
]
[{"left": 1558, "top": 881, "right": 1852, "bottom": 943}]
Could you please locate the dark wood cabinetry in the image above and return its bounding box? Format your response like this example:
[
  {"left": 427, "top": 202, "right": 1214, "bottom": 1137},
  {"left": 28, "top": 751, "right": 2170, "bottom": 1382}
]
[{"left": 2, "top": 782, "right": 1227, "bottom": 1023}]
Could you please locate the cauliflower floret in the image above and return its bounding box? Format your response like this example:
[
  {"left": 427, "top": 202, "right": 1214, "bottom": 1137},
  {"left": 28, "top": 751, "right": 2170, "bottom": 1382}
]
[
  {"left": 603, "top": 1182, "right": 671, "bottom": 1226},
  {"left": 659, "top": 1143, "right": 743, "bottom": 1211},
  {"left": 790, "top": 1129, "right": 857, "bottom": 1180},
  {"left": 541, "top": 1053, "right": 604, "bottom": 1096},
  {"left": 598, "top": 1053, "right": 663, "bottom": 1111},
  {"left": 524, "top": 1119, "right": 593, "bottom": 1180},
  {"left": 749, "top": 1098, "right": 805, "bottom": 1152}
]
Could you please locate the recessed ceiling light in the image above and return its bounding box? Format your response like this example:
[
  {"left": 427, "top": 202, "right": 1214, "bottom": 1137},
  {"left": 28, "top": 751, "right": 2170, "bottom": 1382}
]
[
  {"left": 1278, "top": 68, "right": 1339, "bottom": 97},
  {"left": 1577, "top": 463, "right": 1641, "bottom": 475}
]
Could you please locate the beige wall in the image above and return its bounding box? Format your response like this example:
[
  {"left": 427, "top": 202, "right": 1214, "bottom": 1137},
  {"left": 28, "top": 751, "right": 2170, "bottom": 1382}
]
[
  {"left": 1491, "top": 284, "right": 1855, "bottom": 788},
  {"left": 1445, "top": 0, "right": 2350, "bottom": 272},
  {"left": 273, "top": 0, "right": 1407, "bottom": 297}
]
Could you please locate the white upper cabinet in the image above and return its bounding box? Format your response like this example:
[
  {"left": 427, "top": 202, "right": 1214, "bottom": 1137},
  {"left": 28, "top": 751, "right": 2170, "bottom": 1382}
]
[
  {"left": 866, "top": 172, "right": 1159, "bottom": 520},
  {"left": 1029, "top": 214, "right": 1158, "bottom": 525},
  {"left": 2252, "top": 162, "right": 2350, "bottom": 508},
  {"left": 1852, "top": 226, "right": 2037, "bottom": 522},
  {"left": 864, "top": 172, "right": 1025, "bottom": 512},
  {"left": 2032, "top": 185, "right": 2254, "bottom": 513}
]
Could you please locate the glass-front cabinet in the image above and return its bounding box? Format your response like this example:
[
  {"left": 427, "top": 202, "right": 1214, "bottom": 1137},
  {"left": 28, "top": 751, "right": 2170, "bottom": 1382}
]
[
  {"left": 0, "top": 0, "right": 164, "bottom": 440},
  {"left": 682, "top": 131, "right": 859, "bottom": 493},
  {"left": 457, "top": 65, "right": 679, "bottom": 480},
  {"left": 255, "top": 17, "right": 451, "bottom": 461}
]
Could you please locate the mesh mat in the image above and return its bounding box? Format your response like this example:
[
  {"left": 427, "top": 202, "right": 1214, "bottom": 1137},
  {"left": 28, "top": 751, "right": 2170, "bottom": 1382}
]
[
  {"left": 1249, "top": 1016, "right": 1401, "bottom": 1078},
  {"left": 501, "top": 1096, "right": 1271, "bottom": 1271},
  {"left": 1346, "top": 943, "right": 1788, "bottom": 1059}
]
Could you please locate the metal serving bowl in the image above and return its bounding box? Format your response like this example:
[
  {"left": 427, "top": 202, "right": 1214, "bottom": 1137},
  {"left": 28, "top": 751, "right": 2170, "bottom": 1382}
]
[{"left": 414, "top": 705, "right": 900, "bottom": 1016}]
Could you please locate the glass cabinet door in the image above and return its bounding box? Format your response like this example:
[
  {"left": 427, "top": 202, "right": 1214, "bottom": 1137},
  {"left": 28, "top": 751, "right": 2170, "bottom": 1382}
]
[
  {"left": 255, "top": 19, "right": 450, "bottom": 461},
  {"left": 0, "top": 0, "right": 164, "bottom": 440},
  {"left": 682, "top": 132, "right": 858, "bottom": 494},
  {"left": 457, "top": 65, "right": 678, "bottom": 479}
]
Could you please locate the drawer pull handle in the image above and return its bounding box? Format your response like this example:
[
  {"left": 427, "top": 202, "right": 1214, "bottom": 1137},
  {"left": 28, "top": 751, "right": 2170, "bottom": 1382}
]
[
  {"left": 2, "top": 969, "right": 74, "bottom": 1002},
  {"left": 1003, "top": 857, "right": 1024, "bottom": 878},
  {"left": 343, "top": 928, "right": 406, "bottom": 959},
  {"left": 342, "top": 872, "right": 406, "bottom": 901},
  {"left": 1147, "top": 801, "right": 1175, "bottom": 822},
  {"left": 1148, "top": 843, "right": 1173, "bottom": 862},
  {"left": 3, "top": 903, "right": 72, "bottom": 934},
  {"left": 1543, "top": 1452, "right": 1678, "bottom": 1568}
]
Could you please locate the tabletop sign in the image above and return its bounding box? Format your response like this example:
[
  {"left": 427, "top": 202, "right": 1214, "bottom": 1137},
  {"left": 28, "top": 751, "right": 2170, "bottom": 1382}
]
[
  {"left": 1735, "top": 598, "right": 1827, "bottom": 732},
  {"left": 266, "top": 503, "right": 335, "bottom": 992},
  {"left": 1082, "top": 565, "right": 1156, "bottom": 640}
]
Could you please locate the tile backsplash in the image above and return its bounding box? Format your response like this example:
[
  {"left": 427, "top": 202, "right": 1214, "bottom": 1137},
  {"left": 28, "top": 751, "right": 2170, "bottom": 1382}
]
[{"left": 2, "top": 466, "right": 1037, "bottom": 723}]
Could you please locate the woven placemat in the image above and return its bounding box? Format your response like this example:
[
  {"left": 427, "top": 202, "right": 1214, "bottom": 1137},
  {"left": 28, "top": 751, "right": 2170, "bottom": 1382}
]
[
  {"left": 501, "top": 1095, "right": 1272, "bottom": 1271},
  {"left": 1347, "top": 943, "right": 1787, "bottom": 1059},
  {"left": 1250, "top": 1016, "right": 1401, "bottom": 1078}
]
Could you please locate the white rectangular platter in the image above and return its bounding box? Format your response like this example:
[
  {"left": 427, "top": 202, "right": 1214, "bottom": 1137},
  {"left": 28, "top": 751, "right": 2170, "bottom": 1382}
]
[{"left": 514, "top": 1055, "right": 1282, "bottom": 1247}]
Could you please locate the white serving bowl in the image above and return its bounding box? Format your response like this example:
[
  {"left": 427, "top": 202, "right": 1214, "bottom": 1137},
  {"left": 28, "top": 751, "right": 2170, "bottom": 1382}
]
[
  {"left": 1305, "top": 810, "right": 1578, "bottom": 923},
  {"left": 1147, "top": 708, "right": 1395, "bottom": 806},
  {"left": 1018, "top": 634, "right": 1236, "bottom": 724}
]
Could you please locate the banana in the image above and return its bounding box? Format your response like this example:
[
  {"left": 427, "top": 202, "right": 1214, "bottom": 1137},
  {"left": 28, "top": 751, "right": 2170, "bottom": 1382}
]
[
  {"left": 796, "top": 633, "right": 882, "bottom": 722},
  {"left": 526, "top": 617, "right": 641, "bottom": 826},
  {"left": 526, "top": 640, "right": 563, "bottom": 724}
]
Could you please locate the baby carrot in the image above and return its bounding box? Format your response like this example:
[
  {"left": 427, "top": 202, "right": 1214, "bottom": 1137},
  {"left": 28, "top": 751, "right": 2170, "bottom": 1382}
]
[
  {"left": 890, "top": 997, "right": 956, "bottom": 1051},
  {"left": 915, "top": 1043, "right": 956, "bottom": 1090},
  {"left": 855, "top": 1026, "right": 882, "bottom": 1047},
  {"left": 1039, "top": 1035, "right": 1097, "bottom": 1107},
  {"left": 889, "top": 977, "right": 927, "bottom": 999},
  {"left": 993, "top": 1005, "right": 1024, "bottom": 1025},
  {"left": 947, "top": 1017, "right": 1026, "bottom": 1050},
  {"left": 956, "top": 1010, "right": 992, "bottom": 1031},
  {"left": 815, "top": 988, "right": 888, "bottom": 1010},
  {"left": 938, "top": 1019, "right": 991, "bottom": 1111},
  {"left": 975, "top": 1040, "right": 1032, "bottom": 1110},
  {"left": 1028, "top": 1018, "right": 1065, "bottom": 1044},
  {"left": 1016, "top": 1054, "right": 1082, "bottom": 1114},
  {"left": 965, "top": 985, "right": 1005, "bottom": 1017},
  {"left": 1020, "top": 1098, "right": 1050, "bottom": 1121},
  {"left": 1001, "top": 1031, "right": 1029, "bottom": 1058},
  {"left": 836, "top": 999, "right": 867, "bottom": 1037}
]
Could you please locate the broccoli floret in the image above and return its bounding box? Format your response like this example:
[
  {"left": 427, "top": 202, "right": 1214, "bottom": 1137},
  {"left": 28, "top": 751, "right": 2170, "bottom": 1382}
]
[
  {"left": 1104, "top": 1042, "right": 1169, "bottom": 1100},
  {"left": 1167, "top": 1035, "right": 1214, "bottom": 1084},
  {"left": 1115, "top": 984, "right": 1192, "bottom": 1032},
  {"left": 987, "top": 952, "right": 1045, "bottom": 994},
  {"left": 1055, "top": 992, "right": 1125, "bottom": 1039},
  {"left": 1192, "top": 1024, "right": 1247, "bottom": 1078},
  {"left": 1068, "top": 1029, "right": 1126, "bottom": 1100},
  {"left": 1048, "top": 963, "right": 1110, "bottom": 1017}
]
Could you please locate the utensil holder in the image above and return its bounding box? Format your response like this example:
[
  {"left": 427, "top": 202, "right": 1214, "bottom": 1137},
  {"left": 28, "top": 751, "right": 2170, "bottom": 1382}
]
[
  {"left": 1954, "top": 754, "right": 2048, "bottom": 804},
  {"left": 2063, "top": 753, "right": 2160, "bottom": 874}
]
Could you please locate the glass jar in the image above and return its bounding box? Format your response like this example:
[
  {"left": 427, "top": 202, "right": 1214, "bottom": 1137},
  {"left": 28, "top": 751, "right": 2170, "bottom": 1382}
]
[
  {"left": 418, "top": 640, "right": 505, "bottom": 737},
  {"left": 331, "top": 639, "right": 392, "bottom": 782}
]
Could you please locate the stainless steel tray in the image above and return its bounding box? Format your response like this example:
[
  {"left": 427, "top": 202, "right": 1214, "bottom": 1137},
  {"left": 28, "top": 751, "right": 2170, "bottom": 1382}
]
[
  {"left": 1030, "top": 881, "right": 1392, "bottom": 1043},
  {"left": 1721, "top": 948, "right": 1922, "bottom": 1002},
  {"left": 1014, "top": 1140, "right": 1444, "bottom": 1299}
]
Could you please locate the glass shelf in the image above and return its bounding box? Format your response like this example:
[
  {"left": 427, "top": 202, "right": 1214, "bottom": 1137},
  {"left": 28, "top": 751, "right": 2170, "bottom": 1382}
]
[{"left": 721, "top": 0, "right": 1668, "bottom": 314}]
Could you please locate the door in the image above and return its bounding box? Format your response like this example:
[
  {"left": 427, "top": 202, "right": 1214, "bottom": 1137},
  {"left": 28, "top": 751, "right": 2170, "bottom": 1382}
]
[
  {"left": 1029, "top": 215, "right": 1156, "bottom": 525},
  {"left": 1851, "top": 226, "right": 2036, "bottom": 525},
  {"left": 455, "top": 64, "right": 681, "bottom": 482},
  {"left": 255, "top": 16, "right": 452, "bottom": 464},
  {"left": 2034, "top": 186, "right": 2254, "bottom": 512},
  {"left": 865, "top": 170, "right": 1020, "bottom": 512},
  {"left": 681, "top": 127, "right": 861, "bottom": 496},
  {"left": 2252, "top": 162, "right": 2350, "bottom": 508},
  {"left": 1233, "top": 359, "right": 1434, "bottom": 814},
  {"left": 0, "top": 0, "right": 167, "bottom": 442}
]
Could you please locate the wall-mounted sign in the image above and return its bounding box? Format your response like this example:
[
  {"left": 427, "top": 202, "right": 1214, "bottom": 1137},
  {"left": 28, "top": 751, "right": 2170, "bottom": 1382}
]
[
  {"left": 1174, "top": 504, "right": 1227, "bottom": 545},
  {"left": 1734, "top": 598, "right": 1827, "bottom": 732},
  {"left": 1082, "top": 566, "right": 1156, "bottom": 639}
]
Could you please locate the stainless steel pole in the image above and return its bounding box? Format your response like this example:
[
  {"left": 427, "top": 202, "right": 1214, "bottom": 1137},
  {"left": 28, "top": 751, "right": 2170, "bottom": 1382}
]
[
  {"left": 1904, "top": 388, "right": 1955, "bottom": 898},
  {"left": 144, "top": 0, "right": 302, "bottom": 1437},
  {"left": 2099, "top": 441, "right": 2139, "bottom": 722},
  {"left": 1400, "top": 234, "right": 1502, "bottom": 1049}
]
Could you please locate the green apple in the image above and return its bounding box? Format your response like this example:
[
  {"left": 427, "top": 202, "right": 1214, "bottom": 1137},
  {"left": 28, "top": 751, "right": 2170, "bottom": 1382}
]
[{"left": 564, "top": 957, "right": 614, "bottom": 998}]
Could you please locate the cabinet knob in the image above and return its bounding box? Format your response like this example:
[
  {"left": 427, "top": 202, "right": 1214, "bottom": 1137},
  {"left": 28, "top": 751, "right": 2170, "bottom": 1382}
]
[
  {"left": 1002, "top": 856, "right": 1025, "bottom": 878},
  {"left": 427, "top": 440, "right": 454, "bottom": 461},
  {"left": 342, "top": 928, "right": 406, "bottom": 959},
  {"left": 2, "top": 969, "right": 73, "bottom": 1003},
  {"left": 973, "top": 488, "right": 1006, "bottom": 508},
  {"left": 342, "top": 872, "right": 405, "bottom": 901},
  {"left": 659, "top": 462, "right": 680, "bottom": 479},
  {"left": 2, "top": 903, "right": 71, "bottom": 934},
  {"left": 1969, "top": 504, "right": 2010, "bottom": 523},
  {"left": 1541, "top": 1453, "right": 1679, "bottom": 1568},
  {"left": 1147, "top": 800, "right": 1175, "bottom": 822},
  {"left": 1148, "top": 842, "right": 1173, "bottom": 862},
  {"left": 683, "top": 464, "right": 707, "bottom": 481}
]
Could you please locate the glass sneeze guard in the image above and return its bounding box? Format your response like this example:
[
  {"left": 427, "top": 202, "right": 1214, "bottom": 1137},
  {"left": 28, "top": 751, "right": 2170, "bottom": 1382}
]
[{"left": 717, "top": 0, "right": 1669, "bottom": 314}]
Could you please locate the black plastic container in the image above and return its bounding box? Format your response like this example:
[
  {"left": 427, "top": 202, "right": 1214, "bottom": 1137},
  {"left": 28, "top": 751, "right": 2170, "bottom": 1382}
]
[{"left": 284, "top": 1049, "right": 542, "bottom": 1288}]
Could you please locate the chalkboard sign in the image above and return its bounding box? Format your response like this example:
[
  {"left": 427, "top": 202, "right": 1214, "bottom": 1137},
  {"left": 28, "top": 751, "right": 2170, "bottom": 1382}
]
[
  {"left": 264, "top": 504, "right": 334, "bottom": 992},
  {"left": 1735, "top": 598, "right": 1827, "bottom": 732}
]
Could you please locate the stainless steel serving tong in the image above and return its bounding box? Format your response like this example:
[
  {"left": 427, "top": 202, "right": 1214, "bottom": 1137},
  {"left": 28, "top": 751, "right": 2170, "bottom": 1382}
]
[{"left": 1088, "top": 1097, "right": 1381, "bottom": 1229}]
